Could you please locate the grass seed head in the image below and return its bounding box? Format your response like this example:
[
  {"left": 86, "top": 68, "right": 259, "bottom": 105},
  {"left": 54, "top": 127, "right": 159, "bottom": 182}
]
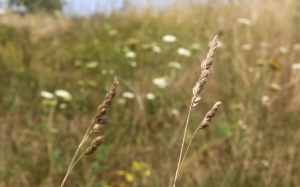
[
  {"left": 84, "top": 136, "right": 104, "bottom": 155},
  {"left": 95, "top": 77, "right": 119, "bottom": 119},
  {"left": 198, "top": 101, "right": 221, "bottom": 130}
]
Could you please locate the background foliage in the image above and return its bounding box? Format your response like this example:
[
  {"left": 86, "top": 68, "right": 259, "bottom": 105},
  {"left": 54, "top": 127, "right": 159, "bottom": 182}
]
[{"left": 0, "top": 0, "right": 300, "bottom": 186}]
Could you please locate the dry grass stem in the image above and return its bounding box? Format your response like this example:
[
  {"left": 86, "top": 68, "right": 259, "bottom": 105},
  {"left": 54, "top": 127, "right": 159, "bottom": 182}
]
[
  {"left": 60, "top": 77, "right": 119, "bottom": 187},
  {"left": 173, "top": 36, "right": 220, "bottom": 187},
  {"left": 176, "top": 101, "right": 222, "bottom": 181}
]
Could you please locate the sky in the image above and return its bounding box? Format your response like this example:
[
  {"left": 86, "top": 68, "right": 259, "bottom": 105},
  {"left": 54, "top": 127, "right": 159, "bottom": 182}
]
[
  {"left": 63, "top": 0, "right": 124, "bottom": 16},
  {"left": 0, "top": 0, "right": 170, "bottom": 16},
  {"left": 0, "top": 0, "right": 211, "bottom": 16}
]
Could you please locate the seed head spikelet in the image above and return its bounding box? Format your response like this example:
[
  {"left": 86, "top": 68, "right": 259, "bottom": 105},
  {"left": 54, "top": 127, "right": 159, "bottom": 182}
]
[
  {"left": 95, "top": 77, "right": 119, "bottom": 119},
  {"left": 198, "top": 101, "right": 221, "bottom": 130},
  {"left": 90, "top": 115, "right": 108, "bottom": 134},
  {"left": 84, "top": 136, "right": 104, "bottom": 155},
  {"left": 192, "top": 36, "right": 218, "bottom": 103},
  {"left": 203, "top": 36, "right": 219, "bottom": 71}
]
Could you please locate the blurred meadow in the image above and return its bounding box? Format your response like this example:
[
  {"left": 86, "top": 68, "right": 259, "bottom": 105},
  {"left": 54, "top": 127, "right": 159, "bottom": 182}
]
[{"left": 0, "top": 0, "right": 300, "bottom": 186}]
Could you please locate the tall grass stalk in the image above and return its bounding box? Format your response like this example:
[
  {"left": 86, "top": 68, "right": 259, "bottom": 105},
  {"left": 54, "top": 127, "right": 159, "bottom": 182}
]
[{"left": 173, "top": 36, "right": 220, "bottom": 187}]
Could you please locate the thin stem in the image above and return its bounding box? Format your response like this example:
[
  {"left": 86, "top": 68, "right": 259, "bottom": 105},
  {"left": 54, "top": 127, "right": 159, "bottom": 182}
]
[
  {"left": 60, "top": 119, "right": 94, "bottom": 187},
  {"left": 173, "top": 102, "right": 193, "bottom": 187},
  {"left": 46, "top": 102, "right": 56, "bottom": 187},
  {"left": 177, "top": 130, "right": 198, "bottom": 174},
  {"left": 60, "top": 153, "right": 85, "bottom": 187}
]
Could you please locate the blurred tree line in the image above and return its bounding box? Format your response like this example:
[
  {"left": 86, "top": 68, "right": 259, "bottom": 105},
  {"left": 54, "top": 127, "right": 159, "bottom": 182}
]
[{"left": 8, "top": 0, "right": 64, "bottom": 13}]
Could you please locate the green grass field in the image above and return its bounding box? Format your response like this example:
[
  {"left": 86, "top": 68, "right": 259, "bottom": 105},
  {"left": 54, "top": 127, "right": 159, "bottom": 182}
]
[{"left": 0, "top": 0, "right": 300, "bottom": 186}]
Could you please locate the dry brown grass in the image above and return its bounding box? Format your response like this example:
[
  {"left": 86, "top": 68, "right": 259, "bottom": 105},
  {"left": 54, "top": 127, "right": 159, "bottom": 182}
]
[
  {"left": 0, "top": 0, "right": 300, "bottom": 186},
  {"left": 173, "top": 36, "right": 221, "bottom": 187},
  {"left": 60, "top": 77, "right": 119, "bottom": 187},
  {"left": 0, "top": 11, "right": 70, "bottom": 43}
]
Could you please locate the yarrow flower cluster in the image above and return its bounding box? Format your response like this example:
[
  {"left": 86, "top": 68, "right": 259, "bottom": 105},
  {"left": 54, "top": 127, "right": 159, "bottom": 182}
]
[
  {"left": 162, "top": 35, "right": 177, "bottom": 42},
  {"left": 153, "top": 77, "right": 169, "bottom": 88},
  {"left": 177, "top": 48, "right": 191, "bottom": 57}
]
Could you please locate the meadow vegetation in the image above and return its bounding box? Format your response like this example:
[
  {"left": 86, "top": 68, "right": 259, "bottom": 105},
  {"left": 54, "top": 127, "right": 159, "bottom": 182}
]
[{"left": 0, "top": 0, "right": 300, "bottom": 186}]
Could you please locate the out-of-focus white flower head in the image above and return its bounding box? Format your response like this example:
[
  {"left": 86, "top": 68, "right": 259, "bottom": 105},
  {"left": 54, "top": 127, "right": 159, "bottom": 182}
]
[
  {"left": 237, "top": 18, "right": 252, "bottom": 25},
  {"left": 168, "top": 61, "right": 182, "bottom": 69},
  {"left": 125, "top": 51, "right": 136, "bottom": 58},
  {"left": 55, "top": 90, "right": 72, "bottom": 101},
  {"left": 153, "top": 77, "right": 169, "bottom": 88},
  {"left": 85, "top": 61, "right": 98, "bottom": 69},
  {"left": 177, "top": 48, "right": 191, "bottom": 57},
  {"left": 293, "top": 43, "right": 300, "bottom": 50},
  {"left": 146, "top": 93, "right": 156, "bottom": 100},
  {"left": 59, "top": 103, "right": 68, "bottom": 109},
  {"left": 129, "top": 61, "right": 137, "bottom": 67},
  {"left": 40, "top": 91, "right": 54, "bottom": 99},
  {"left": 279, "top": 47, "right": 288, "bottom": 53},
  {"left": 171, "top": 108, "right": 179, "bottom": 115},
  {"left": 162, "top": 35, "right": 177, "bottom": 42},
  {"left": 291, "top": 63, "right": 300, "bottom": 70},
  {"left": 122, "top": 91, "right": 135, "bottom": 99},
  {"left": 153, "top": 46, "right": 161, "bottom": 53},
  {"left": 0, "top": 8, "right": 6, "bottom": 15},
  {"left": 261, "top": 95, "right": 270, "bottom": 106},
  {"left": 248, "top": 67, "right": 255, "bottom": 73}
]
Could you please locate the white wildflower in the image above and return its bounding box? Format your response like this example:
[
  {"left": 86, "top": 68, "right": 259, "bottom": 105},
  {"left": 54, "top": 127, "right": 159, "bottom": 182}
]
[
  {"left": 153, "top": 77, "right": 169, "bottom": 88},
  {"left": 54, "top": 90, "right": 72, "bottom": 100},
  {"left": 162, "top": 35, "right": 177, "bottom": 42},
  {"left": 168, "top": 61, "right": 182, "bottom": 69},
  {"left": 248, "top": 67, "right": 255, "bottom": 73},
  {"left": 261, "top": 159, "right": 270, "bottom": 168},
  {"left": 152, "top": 46, "right": 161, "bottom": 53},
  {"left": 242, "top": 44, "right": 252, "bottom": 50},
  {"left": 177, "top": 48, "right": 191, "bottom": 57},
  {"left": 146, "top": 93, "right": 156, "bottom": 100},
  {"left": 0, "top": 8, "right": 6, "bottom": 15},
  {"left": 291, "top": 63, "right": 300, "bottom": 70},
  {"left": 261, "top": 95, "right": 270, "bottom": 106},
  {"left": 171, "top": 108, "right": 179, "bottom": 115},
  {"left": 279, "top": 47, "right": 288, "bottom": 53},
  {"left": 237, "top": 18, "right": 251, "bottom": 25},
  {"left": 129, "top": 61, "right": 137, "bottom": 67},
  {"left": 40, "top": 91, "right": 54, "bottom": 99},
  {"left": 293, "top": 43, "right": 300, "bottom": 50},
  {"left": 85, "top": 61, "right": 98, "bottom": 69},
  {"left": 101, "top": 69, "right": 107, "bottom": 75},
  {"left": 122, "top": 91, "right": 135, "bottom": 99},
  {"left": 59, "top": 103, "right": 67, "bottom": 109},
  {"left": 125, "top": 51, "right": 136, "bottom": 58}
]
